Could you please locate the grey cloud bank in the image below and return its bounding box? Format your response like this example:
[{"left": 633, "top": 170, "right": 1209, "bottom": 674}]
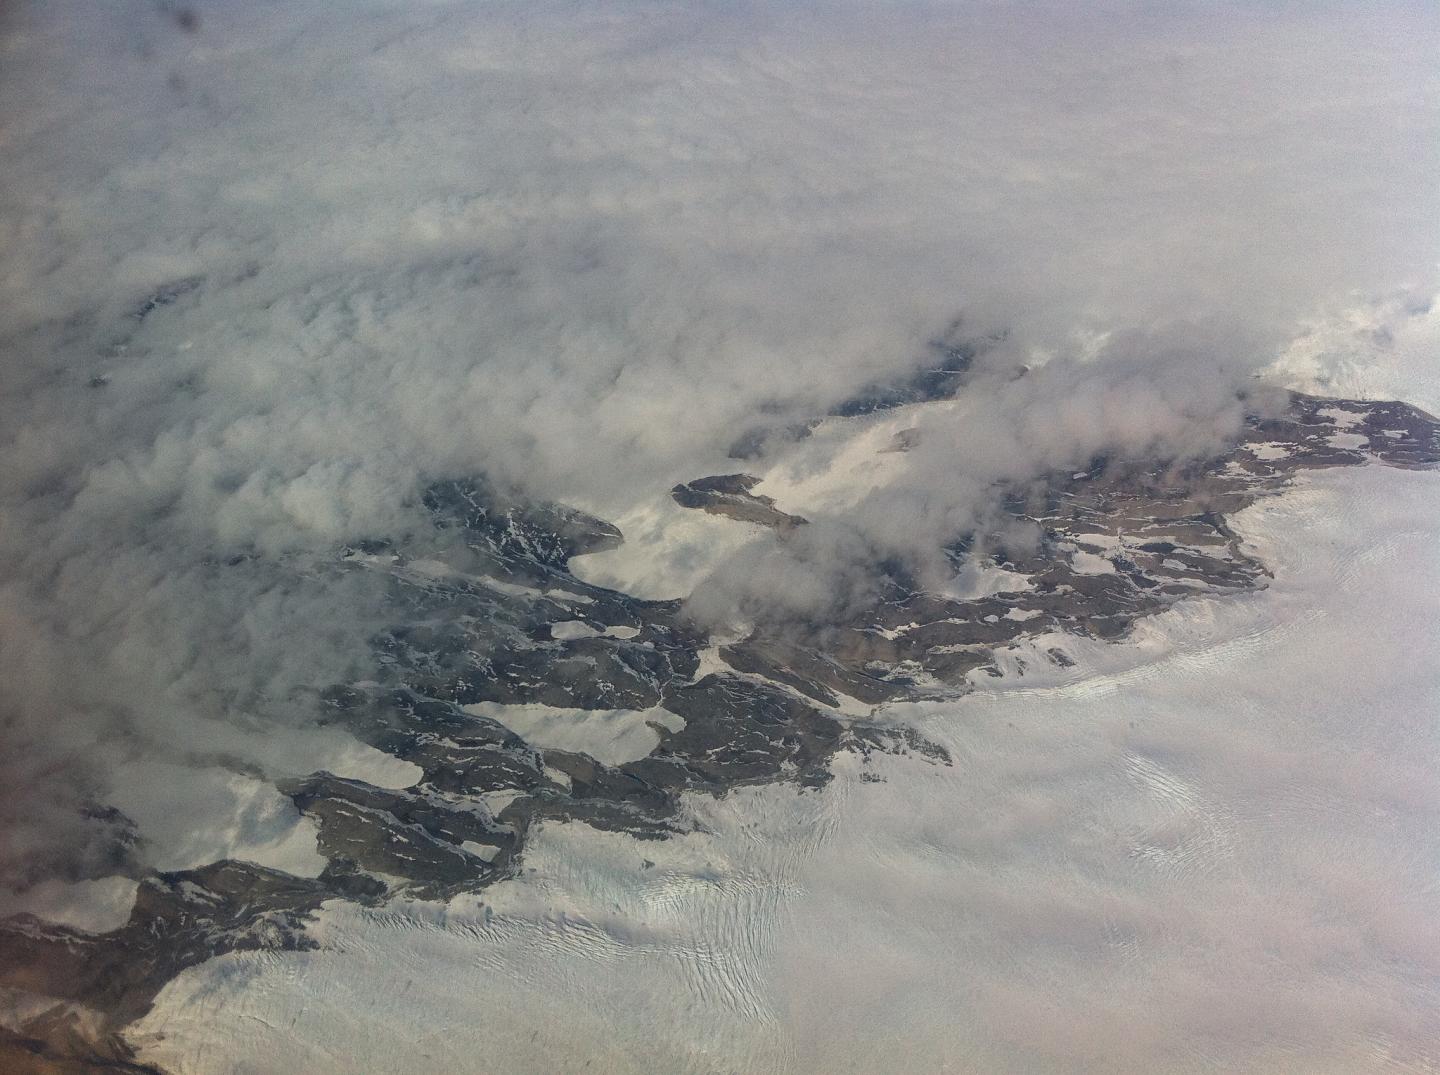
[
  {"left": 3, "top": 1, "right": 1434, "bottom": 516},
  {"left": 0, "top": 0, "right": 1436, "bottom": 1031}
]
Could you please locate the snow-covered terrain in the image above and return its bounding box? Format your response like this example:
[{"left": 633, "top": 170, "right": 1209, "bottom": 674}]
[{"left": 130, "top": 463, "right": 1440, "bottom": 1074}]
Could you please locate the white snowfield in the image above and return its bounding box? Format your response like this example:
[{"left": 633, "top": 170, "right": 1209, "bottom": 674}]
[
  {"left": 462, "top": 701, "right": 684, "bottom": 766},
  {"left": 130, "top": 463, "right": 1440, "bottom": 1074}
]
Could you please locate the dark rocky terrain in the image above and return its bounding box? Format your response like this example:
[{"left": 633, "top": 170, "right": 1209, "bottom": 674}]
[
  {"left": 2, "top": 387, "right": 1437, "bottom": 1072},
  {"left": 671, "top": 473, "right": 809, "bottom": 531}
]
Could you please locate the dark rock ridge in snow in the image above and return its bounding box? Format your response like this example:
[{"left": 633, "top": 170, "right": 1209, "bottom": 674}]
[
  {"left": 2, "top": 390, "right": 1437, "bottom": 1070},
  {"left": 671, "top": 473, "right": 810, "bottom": 531}
]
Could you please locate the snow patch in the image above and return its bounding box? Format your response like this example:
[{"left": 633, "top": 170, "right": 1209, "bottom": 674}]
[
  {"left": 550, "top": 620, "right": 602, "bottom": 640},
  {"left": 1249, "top": 442, "right": 1292, "bottom": 461},
  {"left": 1328, "top": 431, "right": 1368, "bottom": 449},
  {"left": 107, "top": 763, "right": 326, "bottom": 877},
  {"left": 1069, "top": 549, "right": 1116, "bottom": 574},
  {"left": 463, "top": 701, "right": 681, "bottom": 765},
  {"left": 1317, "top": 405, "right": 1364, "bottom": 428},
  {"left": 944, "top": 562, "right": 1035, "bottom": 600}
]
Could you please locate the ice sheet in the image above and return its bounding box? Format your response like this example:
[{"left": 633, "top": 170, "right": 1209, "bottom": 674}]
[{"left": 133, "top": 465, "right": 1440, "bottom": 1073}]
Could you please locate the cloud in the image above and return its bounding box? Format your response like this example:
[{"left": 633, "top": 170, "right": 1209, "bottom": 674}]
[
  {"left": 0, "top": 0, "right": 1436, "bottom": 902},
  {"left": 685, "top": 332, "right": 1279, "bottom": 626}
]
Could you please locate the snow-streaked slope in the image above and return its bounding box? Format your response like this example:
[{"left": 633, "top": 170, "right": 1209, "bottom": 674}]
[{"left": 131, "top": 465, "right": 1440, "bottom": 1074}]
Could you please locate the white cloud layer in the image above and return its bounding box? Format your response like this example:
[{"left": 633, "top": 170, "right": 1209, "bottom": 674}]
[{"left": 0, "top": 0, "right": 1436, "bottom": 917}]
